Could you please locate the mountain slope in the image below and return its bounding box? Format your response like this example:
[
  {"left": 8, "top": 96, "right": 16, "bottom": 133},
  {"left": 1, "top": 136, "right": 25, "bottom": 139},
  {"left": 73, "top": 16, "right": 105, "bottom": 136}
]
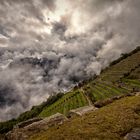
[
  {"left": 39, "top": 47, "right": 140, "bottom": 117},
  {"left": 0, "top": 47, "right": 140, "bottom": 138},
  {"left": 30, "top": 95, "right": 140, "bottom": 140}
]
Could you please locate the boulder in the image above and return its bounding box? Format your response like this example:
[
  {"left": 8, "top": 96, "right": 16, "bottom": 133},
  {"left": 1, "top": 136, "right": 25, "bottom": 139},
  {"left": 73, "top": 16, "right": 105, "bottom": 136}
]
[
  {"left": 23, "top": 113, "right": 68, "bottom": 131},
  {"left": 94, "top": 98, "right": 114, "bottom": 108},
  {"left": 14, "top": 117, "right": 42, "bottom": 129},
  {"left": 6, "top": 113, "right": 68, "bottom": 140},
  {"left": 67, "top": 106, "right": 97, "bottom": 118},
  {"left": 94, "top": 94, "right": 134, "bottom": 108},
  {"left": 124, "top": 128, "right": 140, "bottom": 140},
  {"left": 135, "top": 92, "right": 140, "bottom": 96}
]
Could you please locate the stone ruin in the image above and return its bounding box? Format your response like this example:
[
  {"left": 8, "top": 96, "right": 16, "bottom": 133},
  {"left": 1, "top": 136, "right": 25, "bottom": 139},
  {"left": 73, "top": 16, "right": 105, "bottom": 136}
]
[
  {"left": 67, "top": 105, "right": 98, "bottom": 118},
  {"left": 6, "top": 113, "right": 68, "bottom": 140}
]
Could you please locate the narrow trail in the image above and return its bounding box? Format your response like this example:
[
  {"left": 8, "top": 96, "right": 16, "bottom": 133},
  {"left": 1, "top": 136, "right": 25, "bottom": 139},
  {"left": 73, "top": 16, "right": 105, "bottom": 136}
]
[{"left": 80, "top": 88, "right": 93, "bottom": 106}]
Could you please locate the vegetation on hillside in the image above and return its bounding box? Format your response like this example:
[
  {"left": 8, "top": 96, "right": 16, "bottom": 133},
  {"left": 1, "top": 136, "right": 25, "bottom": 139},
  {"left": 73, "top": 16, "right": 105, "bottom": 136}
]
[
  {"left": 110, "top": 46, "right": 140, "bottom": 66},
  {"left": 0, "top": 46, "right": 140, "bottom": 135},
  {"left": 39, "top": 47, "right": 140, "bottom": 117},
  {"left": 39, "top": 90, "right": 88, "bottom": 117},
  {"left": 0, "top": 93, "right": 64, "bottom": 133},
  {"left": 29, "top": 96, "right": 140, "bottom": 140}
]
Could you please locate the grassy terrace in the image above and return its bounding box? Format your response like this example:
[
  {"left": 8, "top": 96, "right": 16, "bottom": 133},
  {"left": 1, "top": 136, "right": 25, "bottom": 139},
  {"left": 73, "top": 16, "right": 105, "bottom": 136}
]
[
  {"left": 39, "top": 49, "right": 140, "bottom": 116},
  {"left": 99, "top": 51, "right": 140, "bottom": 82},
  {"left": 83, "top": 81, "right": 129, "bottom": 103},
  {"left": 39, "top": 90, "right": 88, "bottom": 117},
  {"left": 122, "top": 78, "right": 140, "bottom": 89},
  {"left": 30, "top": 96, "right": 140, "bottom": 140},
  {"left": 128, "top": 66, "right": 140, "bottom": 79}
]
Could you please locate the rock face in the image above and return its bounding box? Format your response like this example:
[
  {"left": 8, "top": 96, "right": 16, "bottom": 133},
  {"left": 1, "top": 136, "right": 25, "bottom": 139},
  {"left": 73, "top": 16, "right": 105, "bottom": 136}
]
[
  {"left": 124, "top": 128, "right": 140, "bottom": 140},
  {"left": 94, "top": 94, "right": 135, "bottom": 108},
  {"left": 6, "top": 113, "right": 68, "bottom": 140},
  {"left": 24, "top": 113, "right": 68, "bottom": 131},
  {"left": 135, "top": 92, "right": 140, "bottom": 96},
  {"left": 67, "top": 106, "right": 97, "bottom": 118},
  {"left": 14, "top": 117, "right": 42, "bottom": 129}
]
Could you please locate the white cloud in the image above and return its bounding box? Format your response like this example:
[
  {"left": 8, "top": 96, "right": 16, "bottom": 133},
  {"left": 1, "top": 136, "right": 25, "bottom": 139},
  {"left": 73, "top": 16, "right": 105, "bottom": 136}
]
[{"left": 0, "top": 0, "right": 140, "bottom": 121}]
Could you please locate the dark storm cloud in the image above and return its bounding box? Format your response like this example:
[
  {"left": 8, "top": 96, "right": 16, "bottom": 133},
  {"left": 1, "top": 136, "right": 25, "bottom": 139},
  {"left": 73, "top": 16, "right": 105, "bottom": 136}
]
[
  {"left": 0, "top": 84, "right": 17, "bottom": 107},
  {"left": 51, "top": 21, "right": 67, "bottom": 40},
  {"left": 42, "top": 0, "right": 56, "bottom": 11},
  {"left": 0, "top": 0, "right": 140, "bottom": 121},
  {"left": 0, "top": 25, "right": 10, "bottom": 38}
]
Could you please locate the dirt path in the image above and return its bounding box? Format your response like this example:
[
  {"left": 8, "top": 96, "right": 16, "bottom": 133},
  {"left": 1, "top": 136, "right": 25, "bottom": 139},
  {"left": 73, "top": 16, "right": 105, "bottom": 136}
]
[{"left": 80, "top": 88, "right": 93, "bottom": 106}]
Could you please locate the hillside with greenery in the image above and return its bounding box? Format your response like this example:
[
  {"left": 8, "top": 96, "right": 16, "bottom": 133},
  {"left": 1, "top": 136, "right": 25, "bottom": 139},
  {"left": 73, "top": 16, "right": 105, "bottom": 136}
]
[
  {"left": 30, "top": 95, "right": 140, "bottom": 140},
  {"left": 39, "top": 46, "right": 140, "bottom": 117},
  {"left": 0, "top": 46, "right": 140, "bottom": 138}
]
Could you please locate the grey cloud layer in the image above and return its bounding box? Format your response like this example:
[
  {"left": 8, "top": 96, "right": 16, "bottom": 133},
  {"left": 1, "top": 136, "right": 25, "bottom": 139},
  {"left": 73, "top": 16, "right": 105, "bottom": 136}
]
[{"left": 0, "top": 0, "right": 140, "bottom": 121}]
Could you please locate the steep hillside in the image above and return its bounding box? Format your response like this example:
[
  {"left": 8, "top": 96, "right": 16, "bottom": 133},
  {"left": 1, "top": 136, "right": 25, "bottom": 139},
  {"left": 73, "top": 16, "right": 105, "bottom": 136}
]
[
  {"left": 39, "top": 47, "right": 140, "bottom": 117},
  {"left": 0, "top": 47, "right": 140, "bottom": 138},
  {"left": 30, "top": 96, "right": 140, "bottom": 140},
  {"left": 39, "top": 90, "right": 88, "bottom": 117}
]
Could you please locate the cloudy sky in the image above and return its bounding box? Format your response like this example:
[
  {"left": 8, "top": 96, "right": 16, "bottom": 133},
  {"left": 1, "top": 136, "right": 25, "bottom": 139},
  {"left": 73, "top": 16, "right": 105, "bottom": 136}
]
[{"left": 0, "top": 0, "right": 140, "bottom": 121}]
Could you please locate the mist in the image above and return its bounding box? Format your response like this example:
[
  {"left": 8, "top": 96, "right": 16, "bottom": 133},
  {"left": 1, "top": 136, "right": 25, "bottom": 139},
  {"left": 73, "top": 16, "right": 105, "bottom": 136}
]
[{"left": 0, "top": 0, "right": 140, "bottom": 121}]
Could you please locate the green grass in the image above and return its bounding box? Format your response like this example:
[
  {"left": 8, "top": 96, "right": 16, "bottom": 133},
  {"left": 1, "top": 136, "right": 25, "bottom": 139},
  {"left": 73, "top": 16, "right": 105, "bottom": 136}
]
[
  {"left": 39, "top": 91, "right": 88, "bottom": 117},
  {"left": 122, "top": 78, "right": 140, "bottom": 89},
  {"left": 29, "top": 96, "right": 140, "bottom": 140},
  {"left": 84, "top": 81, "right": 130, "bottom": 104},
  {"left": 87, "top": 85, "right": 104, "bottom": 101},
  {"left": 94, "top": 85, "right": 112, "bottom": 98},
  {"left": 99, "top": 51, "right": 140, "bottom": 82},
  {"left": 128, "top": 66, "right": 140, "bottom": 79},
  {"left": 97, "top": 83, "right": 121, "bottom": 95},
  {"left": 98, "top": 82, "right": 129, "bottom": 94}
]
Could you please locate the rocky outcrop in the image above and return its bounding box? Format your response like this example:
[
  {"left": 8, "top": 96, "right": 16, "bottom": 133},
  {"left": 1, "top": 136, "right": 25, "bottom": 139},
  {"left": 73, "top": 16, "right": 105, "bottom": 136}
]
[
  {"left": 124, "top": 128, "right": 140, "bottom": 140},
  {"left": 94, "top": 93, "right": 135, "bottom": 108},
  {"left": 67, "top": 105, "right": 98, "bottom": 118},
  {"left": 6, "top": 113, "right": 68, "bottom": 140},
  {"left": 24, "top": 113, "right": 68, "bottom": 131},
  {"left": 135, "top": 92, "right": 140, "bottom": 96},
  {"left": 14, "top": 117, "right": 42, "bottom": 129}
]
